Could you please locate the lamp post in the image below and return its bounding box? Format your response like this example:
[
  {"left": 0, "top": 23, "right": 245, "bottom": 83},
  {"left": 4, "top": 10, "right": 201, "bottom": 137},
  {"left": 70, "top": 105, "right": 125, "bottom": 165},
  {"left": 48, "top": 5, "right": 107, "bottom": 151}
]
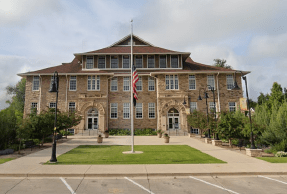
[
  {"left": 198, "top": 87, "right": 210, "bottom": 138},
  {"left": 49, "top": 71, "right": 59, "bottom": 162},
  {"left": 209, "top": 87, "right": 219, "bottom": 140},
  {"left": 232, "top": 71, "right": 256, "bottom": 149},
  {"left": 284, "top": 87, "right": 287, "bottom": 102}
]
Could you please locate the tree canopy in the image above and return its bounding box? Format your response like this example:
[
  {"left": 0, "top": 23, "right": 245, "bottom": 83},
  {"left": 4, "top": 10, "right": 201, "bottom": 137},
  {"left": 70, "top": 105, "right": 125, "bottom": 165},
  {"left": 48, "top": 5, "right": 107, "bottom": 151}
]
[{"left": 213, "top": 59, "right": 232, "bottom": 69}]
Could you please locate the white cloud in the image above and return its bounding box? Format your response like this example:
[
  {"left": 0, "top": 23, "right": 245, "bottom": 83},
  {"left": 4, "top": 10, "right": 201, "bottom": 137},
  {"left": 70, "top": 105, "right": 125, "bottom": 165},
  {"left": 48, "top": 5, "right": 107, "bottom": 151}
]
[{"left": 0, "top": 0, "right": 62, "bottom": 26}]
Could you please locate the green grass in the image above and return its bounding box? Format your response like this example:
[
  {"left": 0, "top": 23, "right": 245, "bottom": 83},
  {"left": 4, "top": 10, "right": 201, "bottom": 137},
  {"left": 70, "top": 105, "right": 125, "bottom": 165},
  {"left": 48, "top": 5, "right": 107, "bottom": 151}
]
[
  {"left": 257, "top": 157, "right": 287, "bottom": 163},
  {"left": 48, "top": 145, "right": 226, "bottom": 165},
  {"left": 0, "top": 158, "right": 14, "bottom": 164}
]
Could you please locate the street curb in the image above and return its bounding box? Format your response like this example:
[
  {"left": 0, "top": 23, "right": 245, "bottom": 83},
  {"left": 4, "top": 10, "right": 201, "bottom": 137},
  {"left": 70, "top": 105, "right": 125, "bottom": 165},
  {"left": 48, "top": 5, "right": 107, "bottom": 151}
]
[{"left": 1, "top": 172, "right": 287, "bottom": 178}]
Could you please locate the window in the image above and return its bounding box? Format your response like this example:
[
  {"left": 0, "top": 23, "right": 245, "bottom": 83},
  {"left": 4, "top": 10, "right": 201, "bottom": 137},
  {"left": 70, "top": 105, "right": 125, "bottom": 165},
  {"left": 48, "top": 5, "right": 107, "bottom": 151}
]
[
  {"left": 32, "top": 76, "right": 40, "bottom": 91},
  {"left": 189, "top": 75, "right": 196, "bottom": 90},
  {"left": 136, "top": 103, "right": 143, "bottom": 119},
  {"left": 86, "top": 56, "right": 94, "bottom": 69},
  {"left": 171, "top": 55, "right": 178, "bottom": 68},
  {"left": 148, "top": 77, "right": 155, "bottom": 91},
  {"left": 69, "top": 102, "right": 76, "bottom": 113},
  {"left": 148, "top": 103, "right": 155, "bottom": 118},
  {"left": 110, "top": 77, "right": 118, "bottom": 91},
  {"left": 123, "top": 103, "right": 130, "bottom": 119},
  {"left": 226, "top": 75, "right": 234, "bottom": 90},
  {"left": 123, "top": 77, "right": 130, "bottom": 91},
  {"left": 111, "top": 56, "right": 118, "bottom": 68},
  {"left": 98, "top": 56, "right": 105, "bottom": 69},
  {"left": 136, "top": 76, "right": 142, "bottom": 91},
  {"left": 135, "top": 55, "right": 142, "bottom": 68},
  {"left": 190, "top": 128, "right": 199, "bottom": 134},
  {"left": 209, "top": 102, "right": 217, "bottom": 113},
  {"left": 147, "top": 55, "right": 155, "bottom": 68},
  {"left": 69, "top": 76, "right": 77, "bottom": 91},
  {"left": 165, "top": 75, "right": 179, "bottom": 90},
  {"left": 49, "top": 102, "right": 56, "bottom": 109},
  {"left": 110, "top": 103, "right": 118, "bottom": 118},
  {"left": 49, "top": 76, "right": 55, "bottom": 91},
  {"left": 67, "top": 129, "right": 75, "bottom": 135},
  {"left": 87, "top": 75, "right": 100, "bottom": 91},
  {"left": 160, "top": 55, "right": 166, "bottom": 68},
  {"left": 123, "top": 55, "right": 130, "bottom": 68},
  {"left": 229, "top": 102, "right": 236, "bottom": 112},
  {"left": 207, "top": 75, "right": 215, "bottom": 90},
  {"left": 190, "top": 102, "right": 197, "bottom": 112},
  {"left": 31, "top": 102, "right": 38, "bottom": 114}
]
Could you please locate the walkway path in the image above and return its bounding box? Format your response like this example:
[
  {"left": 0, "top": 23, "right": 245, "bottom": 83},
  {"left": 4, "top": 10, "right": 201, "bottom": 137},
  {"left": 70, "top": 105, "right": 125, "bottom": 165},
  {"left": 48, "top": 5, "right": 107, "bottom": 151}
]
[{"left": 0, "top": 136, "right": 286, "bottom": 177}]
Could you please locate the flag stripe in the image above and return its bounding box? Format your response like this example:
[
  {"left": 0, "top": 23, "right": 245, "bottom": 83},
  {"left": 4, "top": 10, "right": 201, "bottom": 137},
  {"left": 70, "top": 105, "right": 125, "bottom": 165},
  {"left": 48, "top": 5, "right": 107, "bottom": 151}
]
[{"left": 132, "top": 65, "right": 139, "bottom": 100}]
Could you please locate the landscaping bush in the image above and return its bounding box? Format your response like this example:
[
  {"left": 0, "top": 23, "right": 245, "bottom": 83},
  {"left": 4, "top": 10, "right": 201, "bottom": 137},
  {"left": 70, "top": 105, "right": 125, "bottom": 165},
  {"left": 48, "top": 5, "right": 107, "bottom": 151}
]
[
  {"left": 134, "top": 128, "right": 157, "bottom": 136},
  {"left": 59, "top": 130, "right": 72, "bottom": 136},
  {"left": 275, "top": 151, "right": 287, "bottom": 157},
  {"left": 44, "top": 137, "right": 53, "bottom": 143},
  {"left": 109, "top": 129, "right": 131, "bottom": 136}
]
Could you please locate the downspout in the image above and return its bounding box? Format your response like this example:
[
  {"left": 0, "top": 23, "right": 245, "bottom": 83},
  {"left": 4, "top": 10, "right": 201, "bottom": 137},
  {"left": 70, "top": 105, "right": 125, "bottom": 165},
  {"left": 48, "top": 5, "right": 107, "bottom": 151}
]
[
  {"left": 216, "top": 72, "right": 221, "bottom": 113},
  {"left": 150, "top": 75, "right": 159, "bottom": 131},
  {"left": 66, "top": 74, "right": 68, "bottom": 111},
  {"left": 38, "top": 74, "right": 41, "bottom": 114}
]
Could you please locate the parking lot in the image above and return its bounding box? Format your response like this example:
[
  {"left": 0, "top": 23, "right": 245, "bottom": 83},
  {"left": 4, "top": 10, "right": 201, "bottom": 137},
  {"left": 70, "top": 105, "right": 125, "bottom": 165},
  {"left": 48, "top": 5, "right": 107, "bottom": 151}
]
[{"left": 1, "top": 175, "right": 287, "bottom": 194}]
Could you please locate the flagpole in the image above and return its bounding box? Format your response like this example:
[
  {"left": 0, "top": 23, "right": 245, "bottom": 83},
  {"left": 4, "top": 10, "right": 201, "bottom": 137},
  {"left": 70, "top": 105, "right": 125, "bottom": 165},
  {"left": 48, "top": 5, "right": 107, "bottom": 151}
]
[{"left": 130, "top": 19, "right": 134, "bottom": 153}]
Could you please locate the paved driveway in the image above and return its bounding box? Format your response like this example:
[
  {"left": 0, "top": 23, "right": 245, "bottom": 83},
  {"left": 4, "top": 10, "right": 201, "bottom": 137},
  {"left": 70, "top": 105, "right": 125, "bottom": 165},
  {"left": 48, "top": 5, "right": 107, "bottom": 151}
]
[{"left": 1, "top": 175, "right": 287, "bottom": 194}]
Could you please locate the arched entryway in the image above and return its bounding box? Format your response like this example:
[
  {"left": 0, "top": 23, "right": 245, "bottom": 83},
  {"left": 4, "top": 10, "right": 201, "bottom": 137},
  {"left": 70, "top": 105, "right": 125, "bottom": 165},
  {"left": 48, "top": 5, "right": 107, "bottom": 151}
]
[
  {"left": 86, "top": 108, "right": 99, "bottom": 130},
  {"left": 167, "top": 108, "right": 180, "bottom": 132}
]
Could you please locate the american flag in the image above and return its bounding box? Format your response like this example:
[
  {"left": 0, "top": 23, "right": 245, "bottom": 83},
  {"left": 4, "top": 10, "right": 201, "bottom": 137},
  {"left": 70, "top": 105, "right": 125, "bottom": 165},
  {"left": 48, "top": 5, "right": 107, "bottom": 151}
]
[{"left": 132, "top": 65, "right": 139, "bottom": 106}]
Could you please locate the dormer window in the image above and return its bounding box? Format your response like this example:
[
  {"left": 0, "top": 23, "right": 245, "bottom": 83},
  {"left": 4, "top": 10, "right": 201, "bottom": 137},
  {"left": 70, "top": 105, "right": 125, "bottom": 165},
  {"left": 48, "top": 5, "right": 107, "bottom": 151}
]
[
  {"left": 86, "top": 56, "right": 94, "bottom": 69},
  {"left": 98, "top": 56, "right": 105, "bottom": 69},
  {"left": 135, "top": 55, "right": 142, "bottom": 68},
  {"left": 148, "top": 55, "right": 155, "bottom": 68},
  {"left": 123, "top": 55, "right": 130, "bottom": 68},
  {"left": 111, "top": 56, "right": 118, "bottom": 68},
  {"left": 171, "top": 55, "right": 178, "bottom": 68},
  {"left": 160, "top": 55, "right": 167, "bottom": 68}
]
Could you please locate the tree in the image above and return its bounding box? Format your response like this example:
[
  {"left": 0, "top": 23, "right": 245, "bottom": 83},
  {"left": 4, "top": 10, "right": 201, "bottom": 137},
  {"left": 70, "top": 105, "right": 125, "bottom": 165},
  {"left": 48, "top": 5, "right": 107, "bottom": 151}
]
[
  {"left": 257, "top": 92, "right": 270, "bottom": 105},
  {"left": 269, "top": 82, "right": 284, "bottom": 105},
  {"left": 6, "top": 78, "right": 26, "bottom": 113},
  {"left": 213, "top": 59, "right": 232, "bottom": 69}
]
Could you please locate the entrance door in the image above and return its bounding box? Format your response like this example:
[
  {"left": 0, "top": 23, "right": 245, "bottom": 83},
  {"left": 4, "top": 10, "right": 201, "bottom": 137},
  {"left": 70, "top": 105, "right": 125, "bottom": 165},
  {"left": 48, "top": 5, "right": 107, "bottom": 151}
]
[
  {"left": 87, "top": 108, "right": 98, "bottom": 130},
  {"left": 167, "top": 108, "right": 180, "bottom": 135}
]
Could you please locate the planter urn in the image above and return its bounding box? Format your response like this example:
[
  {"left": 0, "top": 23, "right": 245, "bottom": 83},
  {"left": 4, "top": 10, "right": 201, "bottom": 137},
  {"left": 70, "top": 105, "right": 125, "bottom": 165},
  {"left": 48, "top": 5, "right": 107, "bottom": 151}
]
[
  {"left": 104, "top": 132, "right": 109, "bottom": 138},
  {"left": 97, "top": 136, "right": 103, "bottom": 143},
  {"left": 164, "top": 136, "right": 170, "bottom": 143},
  {"left": 157, "top": 133, "right": 162, "bottom": 138}
]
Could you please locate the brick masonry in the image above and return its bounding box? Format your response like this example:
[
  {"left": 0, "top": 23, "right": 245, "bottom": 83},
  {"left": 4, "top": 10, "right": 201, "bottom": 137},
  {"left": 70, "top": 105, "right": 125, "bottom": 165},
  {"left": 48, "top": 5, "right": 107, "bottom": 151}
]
[{"left": 24, "top": 72, "right": 243, "bottom": 134}]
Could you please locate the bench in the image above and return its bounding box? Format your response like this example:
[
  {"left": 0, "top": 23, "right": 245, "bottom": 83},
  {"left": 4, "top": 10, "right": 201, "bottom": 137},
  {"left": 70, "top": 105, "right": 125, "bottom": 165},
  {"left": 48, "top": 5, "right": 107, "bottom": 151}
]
[{"left": 24, "top": 140, "right": 39, "bottom": 151}]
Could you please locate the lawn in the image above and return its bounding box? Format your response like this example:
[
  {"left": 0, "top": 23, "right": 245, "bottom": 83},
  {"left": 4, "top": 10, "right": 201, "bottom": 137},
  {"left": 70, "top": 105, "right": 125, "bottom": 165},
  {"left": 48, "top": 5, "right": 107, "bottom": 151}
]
[
  {"left": 0, "top": 158, "right": 14, "bottom": 164},
  {"left": 257, "top": 157, "right": 287, "bottom": 163},
  {"left": 49, "top": 145, "right": 226, "bottom": 165}
]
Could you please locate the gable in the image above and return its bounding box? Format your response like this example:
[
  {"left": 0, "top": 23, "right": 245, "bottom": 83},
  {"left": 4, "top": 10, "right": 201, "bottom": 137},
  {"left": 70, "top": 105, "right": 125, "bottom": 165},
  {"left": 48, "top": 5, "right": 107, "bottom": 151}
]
[{"left": 109, "top": 34, "right": 153, "bottom": 47}]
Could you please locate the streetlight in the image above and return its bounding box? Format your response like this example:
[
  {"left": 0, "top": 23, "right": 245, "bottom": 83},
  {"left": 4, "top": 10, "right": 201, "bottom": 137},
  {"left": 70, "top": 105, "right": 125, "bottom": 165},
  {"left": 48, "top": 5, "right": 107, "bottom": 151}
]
[
  {"left": 198, "top": 87, "right": 211, "bottom": 138},
  {"left": 49, "top": 71, "right": 59, "bottom": 162},
  {"left": 232, "top": 71, "right": 256, "bottom": 149}
]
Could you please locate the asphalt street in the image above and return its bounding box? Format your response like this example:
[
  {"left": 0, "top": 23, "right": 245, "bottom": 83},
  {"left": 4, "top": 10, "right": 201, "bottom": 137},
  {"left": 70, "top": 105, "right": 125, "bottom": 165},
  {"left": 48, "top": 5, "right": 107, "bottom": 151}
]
[{"left": 1, "top": 175, "right": 287, "bottom": 194}]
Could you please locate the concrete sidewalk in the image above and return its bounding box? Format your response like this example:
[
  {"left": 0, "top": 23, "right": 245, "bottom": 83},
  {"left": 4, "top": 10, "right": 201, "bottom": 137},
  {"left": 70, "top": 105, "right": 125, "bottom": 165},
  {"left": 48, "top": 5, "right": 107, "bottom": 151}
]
[{"left": 0, "top": 136, "right": 287, "bottom": 177}]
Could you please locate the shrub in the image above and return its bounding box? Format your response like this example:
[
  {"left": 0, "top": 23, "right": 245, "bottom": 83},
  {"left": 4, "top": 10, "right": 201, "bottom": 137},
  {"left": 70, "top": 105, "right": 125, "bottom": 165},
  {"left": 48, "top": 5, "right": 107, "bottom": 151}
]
[
  {"left": 275, "top": 151, "right": 287, "bottom": 157},
  {"left": 109, "top": 129, "right": 131, "bottom": 136}
]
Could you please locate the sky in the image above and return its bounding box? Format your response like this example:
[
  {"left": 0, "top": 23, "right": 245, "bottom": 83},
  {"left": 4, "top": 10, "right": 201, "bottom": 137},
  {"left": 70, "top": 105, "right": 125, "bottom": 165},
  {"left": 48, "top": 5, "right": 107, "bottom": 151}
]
[{"left": 1, "top": 0, "right": 287, "bottom": 110}]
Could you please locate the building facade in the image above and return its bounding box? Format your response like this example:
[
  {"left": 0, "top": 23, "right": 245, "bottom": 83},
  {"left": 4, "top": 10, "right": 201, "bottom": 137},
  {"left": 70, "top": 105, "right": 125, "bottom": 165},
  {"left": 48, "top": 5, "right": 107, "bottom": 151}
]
[{"left": 19, "top": 35, "right": 248, "bottom": 134}]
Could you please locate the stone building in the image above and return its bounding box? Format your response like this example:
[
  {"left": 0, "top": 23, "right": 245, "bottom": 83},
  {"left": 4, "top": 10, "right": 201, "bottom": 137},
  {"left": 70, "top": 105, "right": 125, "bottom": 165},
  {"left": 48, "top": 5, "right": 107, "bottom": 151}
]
[{"left": 18, "top": 35, "right": 249, "bottom": 134}]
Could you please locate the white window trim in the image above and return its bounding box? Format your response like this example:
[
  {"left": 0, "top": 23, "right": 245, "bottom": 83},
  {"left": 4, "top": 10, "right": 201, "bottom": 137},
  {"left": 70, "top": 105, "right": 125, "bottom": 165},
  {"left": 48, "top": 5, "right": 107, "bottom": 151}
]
[
  {"left": 135, "top": 55, "right": 143, "bottom": 68},
  {"left": 110, "top": 103, "right": 118, "bottom": 119},
  {"left": 148, "top": 103, "right": 156, "bottom": 119},
  {"left": 110, "top": 77, "right": 118, "bottom": 91},
  {"left": 207, "top": 75, "right": 216, "bottom": 90},
  {"left": 32, "top": 76, "right": 40, "bottom": 91},
  {"left": 123, "top": 103, "right": 130, "bottom": 119},
  {"left": 148, "top": 77, "right": 155, "bottom": 91},
  {"left": 190, "top": 102, "right": 197, "bottom": 112},
  {"left": 159, "top": 55, "right": 167, "bottom": 68},
  {"left": 122, "top": 55, "right": 130, "bottom": 69},
  {"left": 229, "top": 102, "right": 236, "bottom": 112},
  {"left": 69, "top": 102, "right": 76, "bottom": 112},
  {"left": 165, "top": 75, "right": 179, "bottom": 90},
  {"left": 86, "top": 56, "right": 94, "bottom": 69},
  {"left": 31, "top": 102, "right": 38, "bottom": 114},
  {"left": 87, "top": 75, "right": 100, "bottom": 91},
  {"left": 147, "top": 55, "right": 155, "bottom": 68},
  {"left": 135, "top": 103, "right": 143, "bottom": 119},
  {"left": 123, "top": 77, "right": 130, "bottom": 91},
  {"left": 49, "top": 102, "right": 56, "bottom": 108},
  {"left": 189, "top": 75, "right": 196, "bottom": 90},
  {"left": 226, "top": 74, "right": 234, "bottom": 90},
  {"left": 136, "top": 76, "right": 142, "bottom": 91},
  {"left": 170, "top": 55, "right": 179, "bottom": 68},
  {"left": 69, "top": 76, "right": 77, "bottom": 91},
  {"left": 110, "top": 55, "right": 119, "bottom": 68},
  {"left": 98, "top": 55, "right": 106, "bottom": 69}
]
